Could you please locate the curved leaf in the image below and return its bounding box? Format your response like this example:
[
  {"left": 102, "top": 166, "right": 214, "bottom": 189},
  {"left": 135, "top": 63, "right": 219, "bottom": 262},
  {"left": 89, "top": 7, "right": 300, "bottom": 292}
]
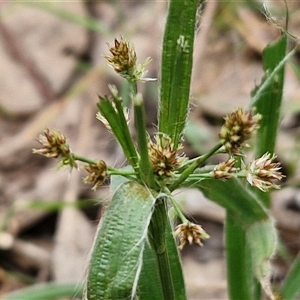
[{"left": 85, "top": 181, "right": 156, "bottom": 300}]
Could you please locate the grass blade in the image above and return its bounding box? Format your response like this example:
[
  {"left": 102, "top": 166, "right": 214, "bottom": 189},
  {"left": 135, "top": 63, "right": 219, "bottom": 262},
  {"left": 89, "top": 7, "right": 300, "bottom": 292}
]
[
  {"left": 193, "top": 178, "right": 276, "bottom": 298},
  {"left": 158, "top": 0, "right": 200, "bottom": 147},
  {"left": 280, "top": 252, "right": 300, "bottom": 300},
  {"left": 3, "top": 282, "right": 83, "bottom": 300},
  {"left": 226, "top": 215, "right": 260, "bottom": 300},
  {"left": 97, "top": 97, "right": 138, "bottom": 168},
  {"left": 251, "top": 35, "right": 287, "bottom": 158}
]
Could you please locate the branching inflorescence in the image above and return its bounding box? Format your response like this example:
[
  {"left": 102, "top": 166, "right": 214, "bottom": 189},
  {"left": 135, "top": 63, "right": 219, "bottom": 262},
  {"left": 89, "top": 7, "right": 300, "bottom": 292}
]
[{"left": 33, "top": 37, "right": 284, "bottom": 250}]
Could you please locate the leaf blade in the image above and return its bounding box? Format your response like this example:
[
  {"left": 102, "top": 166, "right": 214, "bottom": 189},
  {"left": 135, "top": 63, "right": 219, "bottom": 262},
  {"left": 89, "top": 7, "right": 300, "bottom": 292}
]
[
  {"left": 85, "top": 181, "right": 156, "bottom": 300},
  {"left": 158, "top": 0, "right": 199, "bottom": 147}
]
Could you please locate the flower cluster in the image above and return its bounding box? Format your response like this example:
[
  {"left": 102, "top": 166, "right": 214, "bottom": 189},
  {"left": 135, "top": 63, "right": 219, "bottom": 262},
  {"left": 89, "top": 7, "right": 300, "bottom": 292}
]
[
  {"left": 213, "top": 158, "right": 238, "bottom": 180},
  {"left": 245, "top": 153, "right": 284, "bottom": 192},
  {"left": 174, "top": 222, "right": 210, "bottom": 250},
  {"left": 104, "top": 37, "right": 151, "bottom": 81},
  {"left": 219, "top": 107, "right": 261, "bottom": 155},
  {"left": 148, "top": 133, "right": 186, "bottom": 177},
  {"left": 83, "top": 160, "right": 108, "bottom": 191},
  {"left": 32, "top": 129, "right": 77, "bottom": 169},
  {"left": 104, "top": 37, "right": 137, "bottom": 78}
]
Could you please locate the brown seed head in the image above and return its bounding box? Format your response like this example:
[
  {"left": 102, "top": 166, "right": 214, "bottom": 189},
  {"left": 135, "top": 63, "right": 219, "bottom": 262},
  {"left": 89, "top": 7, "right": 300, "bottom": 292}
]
[
  {"left": 219, "top": 108, "right": 261, "bottom": 155},
  {"left": 246, "top": 153, "right": 284, "bottom": 191},
  {"left": 148, "top": 133, "right": 186, "bottom": 177},
  {"left": 83, "top": 160, "right": 107, "bottom": 191},
  {"left": 33, "top": 129, "right": 77, "bottom": 169},
  {"left": 174, "top": 222, "right": 210, "bottom": 250},
  {"left": 214, "top": 158, "right": 238, "bottom": 180},
  {"left": 104, "top": 38, "right": 137, "bottom": 78}
]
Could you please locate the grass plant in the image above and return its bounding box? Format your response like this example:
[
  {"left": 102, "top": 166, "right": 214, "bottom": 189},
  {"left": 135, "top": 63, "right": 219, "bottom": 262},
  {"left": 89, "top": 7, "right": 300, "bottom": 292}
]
[{"left": 3, "top": 1, "right": 300, "bottom": 299}]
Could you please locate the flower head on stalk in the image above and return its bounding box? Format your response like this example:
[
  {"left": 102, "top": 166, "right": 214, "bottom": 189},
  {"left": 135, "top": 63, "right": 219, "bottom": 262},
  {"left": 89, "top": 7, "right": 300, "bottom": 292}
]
[
  {"left": 174, "top": 221, "right": 210, "bottom": 250},
  {"left": 148, "top": 133, "right": 186, "bottom": 177},
  {"left": 83, "top": 160, "right": 107, "bottom": 191},
  {"left": 245, "top": 153, "right": 284, "bottom": 192},
  {"left": 219, "top": 107, "right": 261, "bottom": 155},
  {"left": 213, "top": 158, "right": 238, "bottom": 180},
  {"left": 32, "top": 129, "right": 77, "bottom": 170},
  {"left": 103, "top": 37, "right": 151, "bottom": 81}
]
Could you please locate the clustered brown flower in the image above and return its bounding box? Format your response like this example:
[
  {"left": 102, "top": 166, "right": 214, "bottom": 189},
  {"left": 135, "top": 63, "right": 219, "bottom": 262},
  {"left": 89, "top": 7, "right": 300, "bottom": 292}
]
[
  {"left": 174, "top": 222, "right": 210, "bottom": 250},
  {"left": 83, "top": 160, "right": 108, "bottom": 191},
  {"left": 32, "top": 128, "right": 77, "bottom": 169},
  {"left": 219, "top": 107, "right": 261, "bottom": 155},
  {"left": 104, "top": 38, "right": 137, "bottom": 78},
  {"left": 246, "top": 153, "right": 284, "bottom": 192},
  {"left": 148, "top": 133, "right": 186, "bottom": 177},
  {"left": 213, "top": 158, "right": 238, "bottom": 180}
]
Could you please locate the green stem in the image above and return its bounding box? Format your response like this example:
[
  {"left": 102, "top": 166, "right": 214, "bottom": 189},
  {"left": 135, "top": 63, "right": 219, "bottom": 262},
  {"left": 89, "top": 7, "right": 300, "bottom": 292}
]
[
  {"left": 133, "top": 94, "right": 155, "bottom": 187},
  {"left": 73, "top": 154, "right": 137, "bottom": 177},
  {"left": 148, "top": 198, "right": 176, "bottom": 300},
  {"left": 169, "top": 141, "right": 223, "bottom": 191},
  {"left": 73, "top": 154, "right": 97, "bottom": 165},
  {"left": 127, "top": 79, "right": 138, "bottom": 95},
  {"left": 163, "top": 188, "right": 187, "bottom": 223}
]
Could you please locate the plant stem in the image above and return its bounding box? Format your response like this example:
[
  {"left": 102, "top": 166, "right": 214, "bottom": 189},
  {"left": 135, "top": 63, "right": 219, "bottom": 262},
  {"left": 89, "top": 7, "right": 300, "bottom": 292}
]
[
  {"left": 128, "top": 79, "right": 138, "bottom": 95},
  {"left": 73, "top": 154, "right": 137, "bottom": 177},
  {"left": 148, "top": 198, "right": 176, "bottom": 300},
  {"left": 163, "top": 188, "right": 187, "bottom": 223},
  {"left": 169, "top": 141, "right": 223, "bottom": 191},
  {"left": 133, "top": 94, "right": 155, "bottom": 187}
]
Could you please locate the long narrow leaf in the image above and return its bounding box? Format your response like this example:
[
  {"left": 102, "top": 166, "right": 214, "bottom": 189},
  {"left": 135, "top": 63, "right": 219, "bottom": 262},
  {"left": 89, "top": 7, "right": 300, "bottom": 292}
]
[
  {"left": 251, "top": 35, "right": 287, "bottom": 159},
  {"left": 190, "top": 178, "right": 268, "bottom": 227},
  {"left": 3, "top": 282, "right": 83, "bottom": 300},
  {"left": 226, "top": 215, "right": 259, "bottom": 300},
  {"left": 194, "top": 178, "right": 276, "bottom": 298},
  {"left": 98, "top": 97, "right": 138, "bottom": 168},
  {"left": 251, "top": 35, "right": 287, "bottom": 208},
  {"left": 280, "top": 252, "right": 300, "bottom": 300},
  {"left": 158, "top": 0, "right": 199, "bottom": 147},
  {"left": 85, "top": 181, "right": 156, "bottom": 300}
]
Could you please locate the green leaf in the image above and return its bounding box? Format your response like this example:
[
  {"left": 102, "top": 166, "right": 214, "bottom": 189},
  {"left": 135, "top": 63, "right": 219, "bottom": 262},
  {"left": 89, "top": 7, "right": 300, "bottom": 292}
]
[
  {"left": 110, "top": 166, "right": 132, "bottom": 192},
  {"left": 193, "top": 178, "right": 268, "bottom": 227},
  {"left": 250, "top": 35, "right": 289, "bottom": 208},
  {"left": 280, "top": 252, "right": 300, "bottom": 300},
  {"left": 85, "top": 181, "right": 156, "bottom": 300},
  {"left": 194, "top": 178, "right": 276, "bottom": 298},
  {"left": 246, "top": 218, "right": 277, "bottom": 299},
  {"left": 97, "top": 97, "right": 138, "bottom": 168},
  {"left": 251, "top": 35, "right": 287, "bottom": 159},
  {"left": 2, "top": 282, "right": 83, "bottom": 300},
  {"left": 226, "top": 215, "right": 260, "bottom": 300},
  {"left": 158, "top": 0, "right": 199, "bottom": 147}
]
